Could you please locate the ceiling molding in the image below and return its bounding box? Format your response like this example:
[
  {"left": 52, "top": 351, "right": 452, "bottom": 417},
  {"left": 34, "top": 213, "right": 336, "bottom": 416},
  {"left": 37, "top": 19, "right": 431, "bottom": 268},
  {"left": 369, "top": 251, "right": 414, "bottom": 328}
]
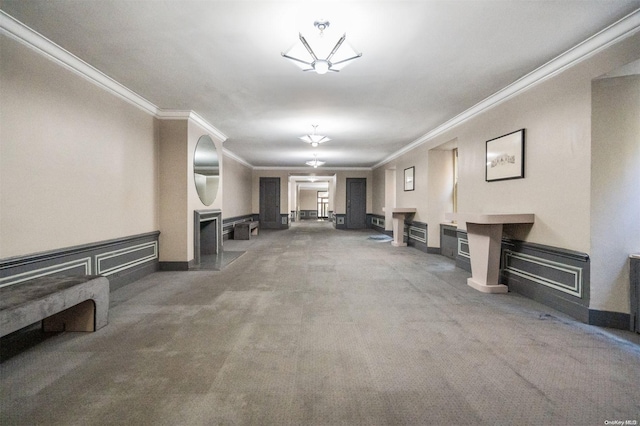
[
  {"left": 0, "top": 10, "right": 159, "bottom": 116},
  {"left": 374, "top": 8, "right": 640, "bottom": 169},
  {"left": 1, "top": 10, "right": 230, "bottom": 145},
  {"left": 253, "top": 166, "right": 372, "bottom": 172},
  {"left": 157, "top": 110, "right": 228, "bottom": 143},
  {"left": 223, "top": 148, "right": 253, "bottom": 169}
]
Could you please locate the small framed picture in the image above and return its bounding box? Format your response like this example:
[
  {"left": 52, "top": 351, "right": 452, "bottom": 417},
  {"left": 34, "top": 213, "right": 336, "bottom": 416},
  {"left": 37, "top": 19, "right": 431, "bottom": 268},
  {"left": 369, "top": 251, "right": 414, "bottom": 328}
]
[
  {"left": 486, "top": 129, "right": 525, "bottom": 182},
  {"left": 404, "top": 166, "right": 415, "bottom": 191}
]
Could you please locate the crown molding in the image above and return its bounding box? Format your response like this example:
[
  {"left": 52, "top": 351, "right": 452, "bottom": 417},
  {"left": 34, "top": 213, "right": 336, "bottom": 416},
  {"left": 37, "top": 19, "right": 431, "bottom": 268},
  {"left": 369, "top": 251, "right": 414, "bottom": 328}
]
[
  {"left": 1, "top": 10, "right": 229, "bottom": 144},
  {"left": 374, "top": 8, "right": 640, "bottom": 168},
  {"left": 0, "top": 10, "right": 159, "bottom": 116},
  {"left": 253, "top": 166, "right": 372, "bottom": 171},
  {"left": 156, "top": 110, "right": 228, "bottom": 142},
  {"left": 222, "top": 148, "right": 253, "bottom": 168},
  {"left": 4, "top": 8, "right": 638, "bottom": 172}
]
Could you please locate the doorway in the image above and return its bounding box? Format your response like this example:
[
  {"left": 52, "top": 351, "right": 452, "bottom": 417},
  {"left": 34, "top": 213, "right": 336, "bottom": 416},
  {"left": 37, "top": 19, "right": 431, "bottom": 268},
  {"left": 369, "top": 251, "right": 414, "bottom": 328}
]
[
  {"left": 317, "top": 191, "right": 329, "bottom": 219},
  {"left": 346, "top": 178, "right": 367, "bottom": 229},
  {"left": 259, "top": 177, "right": 280, "bottom": 229}
]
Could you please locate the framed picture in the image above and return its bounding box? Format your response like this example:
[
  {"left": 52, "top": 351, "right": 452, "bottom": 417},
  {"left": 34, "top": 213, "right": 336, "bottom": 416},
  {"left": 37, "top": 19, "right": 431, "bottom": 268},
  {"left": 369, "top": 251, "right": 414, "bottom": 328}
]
[
  {"left": 404, "top": 166, "right": 415, "bottom": 191},
  {"left": 486, "top": 129, "right": 525, "bottom": 182}
]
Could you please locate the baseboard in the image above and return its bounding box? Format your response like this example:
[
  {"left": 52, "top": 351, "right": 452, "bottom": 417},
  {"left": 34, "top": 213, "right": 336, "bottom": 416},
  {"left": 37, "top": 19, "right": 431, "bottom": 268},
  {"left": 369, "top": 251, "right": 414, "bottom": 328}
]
[
  {"left": 108, "top": 261, "right": 158, "bottom": 291},
  {"left": 588, "top": 310, "right": 631, "bottom": 330},
  {"left": 159, "top": 261, "right": 190, "bottom": 271}
]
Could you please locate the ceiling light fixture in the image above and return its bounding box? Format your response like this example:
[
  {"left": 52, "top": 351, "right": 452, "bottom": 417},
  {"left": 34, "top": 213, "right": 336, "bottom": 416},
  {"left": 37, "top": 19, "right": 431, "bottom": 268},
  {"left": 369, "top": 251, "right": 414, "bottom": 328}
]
[
  {"left": 282, "top": 20, "right": 362, "bottom": 74},
  {"left": 299, "top": 125, "right": 330, "bottom": 147},
  {"left": 305, "top": 154, "right": 325, "bottom": 168}
]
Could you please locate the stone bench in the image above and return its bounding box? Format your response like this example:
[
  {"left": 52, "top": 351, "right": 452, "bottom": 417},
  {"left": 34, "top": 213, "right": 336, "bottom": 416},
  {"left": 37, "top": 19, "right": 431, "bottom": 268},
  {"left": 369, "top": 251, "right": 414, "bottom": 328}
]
[
  {"left": 234, "top": 221, "right": 259, "bottom": 240},
  {"left": 0, "top": 275, "right": 109, "bottom": 337}
]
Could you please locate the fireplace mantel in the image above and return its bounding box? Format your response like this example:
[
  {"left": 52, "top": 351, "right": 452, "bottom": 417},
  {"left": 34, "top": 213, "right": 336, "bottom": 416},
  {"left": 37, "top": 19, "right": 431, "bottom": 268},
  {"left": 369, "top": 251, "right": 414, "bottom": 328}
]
[{"left": 193, "top": 209, "right": 222, "bottom": 266}]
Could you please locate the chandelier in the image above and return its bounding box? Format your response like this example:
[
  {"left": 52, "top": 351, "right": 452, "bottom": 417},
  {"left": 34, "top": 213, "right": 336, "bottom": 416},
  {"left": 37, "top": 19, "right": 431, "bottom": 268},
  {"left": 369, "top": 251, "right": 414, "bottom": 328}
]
[
  {"left": 299, "top": 125, "right": 330, "bottom": 147},
  {"left": 306, "top": 154, "right": 325, "bottom": 168},
  {"left": 282, "top": 20, "right": 362, "bottom": 74}
]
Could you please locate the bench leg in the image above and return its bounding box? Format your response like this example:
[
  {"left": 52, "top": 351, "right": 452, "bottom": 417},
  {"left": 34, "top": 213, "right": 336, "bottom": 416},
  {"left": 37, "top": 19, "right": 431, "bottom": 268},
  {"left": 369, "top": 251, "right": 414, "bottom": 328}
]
[{"left": 42, "top": 300, "right": 96, "bottom": 332}]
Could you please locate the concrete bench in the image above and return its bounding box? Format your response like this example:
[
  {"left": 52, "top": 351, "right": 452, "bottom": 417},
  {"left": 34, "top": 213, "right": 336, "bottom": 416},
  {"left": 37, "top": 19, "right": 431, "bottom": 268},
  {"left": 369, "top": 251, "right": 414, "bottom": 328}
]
[
  {"left": 0, "top": 275, "right": 109, "bottom": 337},
  {"left": 234, "top": 221, "right": 259, "bottom": 240}
]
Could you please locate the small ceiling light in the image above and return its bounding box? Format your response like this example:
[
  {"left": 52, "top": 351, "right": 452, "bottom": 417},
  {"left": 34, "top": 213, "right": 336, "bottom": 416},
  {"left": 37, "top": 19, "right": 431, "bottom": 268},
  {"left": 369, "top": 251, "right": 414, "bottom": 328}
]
[
  {"left": 282, "top": 20, "right": 362, "bottom": 74},
  {"left": 299, "top": 125, "right": 330, "bottom": 148},
  {"left": 305, "top": 154, "right": 325, "bottom": 168}
]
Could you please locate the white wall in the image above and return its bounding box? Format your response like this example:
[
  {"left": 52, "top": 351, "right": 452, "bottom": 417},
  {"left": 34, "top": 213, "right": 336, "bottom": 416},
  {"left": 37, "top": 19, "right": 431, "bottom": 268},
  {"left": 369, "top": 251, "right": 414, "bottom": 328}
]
[
  {"left": 158, "top": 119, "right": 189, "bottom": 262},
  {"left": 374, "top": 32, "right": 640, "bottom": 256},
  {"left": 158, "top": 118, "right": 224, "bottom": 262},
  {"left": 427, "top": 149, "right": 455, "bottom": 248},
  {"left": 222, "top": 153, "right": 253, "bottom": 219},
  {"left": 299, "top": 189, "right": 317, "bottom": 210},
  {"left": 590, "top": 75, "right": 640, "bottom": 313},
  {"left": 378, "top": 145, "right": 430, "bottom": 224},
  {"left": 0, "top": 36, "right": 158, "bottom": 258},
  {"left": 187, "top": 120, "right": 224, "bottom": 261}
]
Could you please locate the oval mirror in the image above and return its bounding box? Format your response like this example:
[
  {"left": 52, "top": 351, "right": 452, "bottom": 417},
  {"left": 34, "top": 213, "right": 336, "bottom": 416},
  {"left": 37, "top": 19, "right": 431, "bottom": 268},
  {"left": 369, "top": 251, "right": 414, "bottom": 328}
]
[{"left": 193, "top": 135, "right": 219, "bottom": 206}]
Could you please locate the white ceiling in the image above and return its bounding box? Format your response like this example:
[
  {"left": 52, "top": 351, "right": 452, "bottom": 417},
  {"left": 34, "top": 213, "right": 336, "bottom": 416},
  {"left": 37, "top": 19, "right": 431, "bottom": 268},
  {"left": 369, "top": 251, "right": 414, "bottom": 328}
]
[{"left": 2, "top": 1, "right": 639, "bottom": 168}]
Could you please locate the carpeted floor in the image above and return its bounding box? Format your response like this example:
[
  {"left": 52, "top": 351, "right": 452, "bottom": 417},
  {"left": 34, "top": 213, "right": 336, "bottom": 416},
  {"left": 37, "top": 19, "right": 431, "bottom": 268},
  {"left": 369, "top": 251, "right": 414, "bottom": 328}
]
[{"left": 2, "top": 221, "right": 639, "bottom": 425}]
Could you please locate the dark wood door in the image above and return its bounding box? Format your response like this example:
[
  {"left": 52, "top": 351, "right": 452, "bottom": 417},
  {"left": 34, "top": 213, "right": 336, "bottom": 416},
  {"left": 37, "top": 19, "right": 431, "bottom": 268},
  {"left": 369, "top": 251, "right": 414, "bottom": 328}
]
[
  {"left": 346, "top": 178, "right": 367, "bottom": 229},
  {"left": 259, "top": 177, "right": 281, "bottom": 229}
]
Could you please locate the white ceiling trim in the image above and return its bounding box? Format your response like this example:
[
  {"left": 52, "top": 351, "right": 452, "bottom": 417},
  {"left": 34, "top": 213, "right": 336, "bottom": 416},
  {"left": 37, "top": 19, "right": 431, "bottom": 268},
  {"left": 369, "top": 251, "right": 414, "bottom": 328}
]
[
  {"left": 156, "top": 110, "right": 228, "bottom": 142},
  {"left": 4, "top": 8, "right": 638, "bottom": 171},
  {"left": 1, "top": 10, "right": 229, "bottom": 145},
  {"left": 0, "top": 10, "right": 158, "bottom": 116},
  {"left": 223, "top": 148, "right": 253, "bottom": 169},
  {"left": 254, "top": 166, "right": 372, "bottom": 171},
  {"left": 374, "top": 8, "right": 640, "bottom": 168}
]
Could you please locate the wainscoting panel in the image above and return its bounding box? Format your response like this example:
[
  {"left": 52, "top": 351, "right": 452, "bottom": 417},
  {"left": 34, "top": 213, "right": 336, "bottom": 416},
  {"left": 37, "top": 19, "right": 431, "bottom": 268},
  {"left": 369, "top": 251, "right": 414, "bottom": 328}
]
[
  {"left": 0, "top": 231, "right": 160, "bottom": 291},
  {"left": 368, "top": 214, "right": 387, "bottom": 235},
  {"left": 453, "top": 231, "right": 591, "bottom": 323},
  {"left": 455, "top": 231, "right": 471, "bottom": 272},
  {"left": 299, "top": 210, "right": 318, "bottom": 219},
  {"left": 501, "top": 239, "right": 590, "bottom": 322},
  {"left": 440, "top": 224, "right": 458, "bottom": 259},
  {"left": 406, "top": 221, "right": 428, "bottom": 253},
  {"left": 502, "top": 249, "right": 583, "bottom": 297}
]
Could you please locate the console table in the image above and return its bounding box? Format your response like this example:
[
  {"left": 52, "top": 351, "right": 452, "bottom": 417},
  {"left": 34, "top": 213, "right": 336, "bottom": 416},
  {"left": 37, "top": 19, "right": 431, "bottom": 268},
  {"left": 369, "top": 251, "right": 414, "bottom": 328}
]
[
  {"left": 391, "top": 208, "right": 416, "bottom": 247},
  {"left": 445, "top": 213, "right": 535, "bottom": 293}
]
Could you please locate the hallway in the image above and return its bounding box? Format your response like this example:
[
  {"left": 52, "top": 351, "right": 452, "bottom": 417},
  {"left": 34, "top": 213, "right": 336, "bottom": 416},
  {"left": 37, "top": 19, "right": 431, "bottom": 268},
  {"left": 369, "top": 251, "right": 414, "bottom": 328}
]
[{"left": 2, "top": 222, "right": 639, "bottom": 425}]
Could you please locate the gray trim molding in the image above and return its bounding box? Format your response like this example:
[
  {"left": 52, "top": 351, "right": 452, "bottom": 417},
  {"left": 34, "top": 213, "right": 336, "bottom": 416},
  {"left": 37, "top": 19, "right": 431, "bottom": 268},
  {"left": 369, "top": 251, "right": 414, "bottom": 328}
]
[
  {"left": 440, "top": 224, "right": 457, "bottom": 259},
  {"left": 631, "top": 256, "right": 640, "bottom": 333},
  {"left": 0, "top": 231, "right": 160, "bottom": 291},
  {"left": 406, "top": 221, "right": 428, "bottom": 253},
  {"left": 455, "top": 230, "right": 471, "bottom": 272},
  {"left": 299, "top": 210, "right": 318, "bottom": 219},
  {"left": 453, "top": 231, "right": 594, "bottom": 324},
  {"left": 368, "top": 214, "right": 389, "bottom": 235},
  {"left": 193, "top": 209, "right": 222, "bottom": 266},
  {"left": 588, "top": 310, "right": 631, "bottom": 330},
  {"left": 502, "top": 249, "right": 583, "bottom": 298}
]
